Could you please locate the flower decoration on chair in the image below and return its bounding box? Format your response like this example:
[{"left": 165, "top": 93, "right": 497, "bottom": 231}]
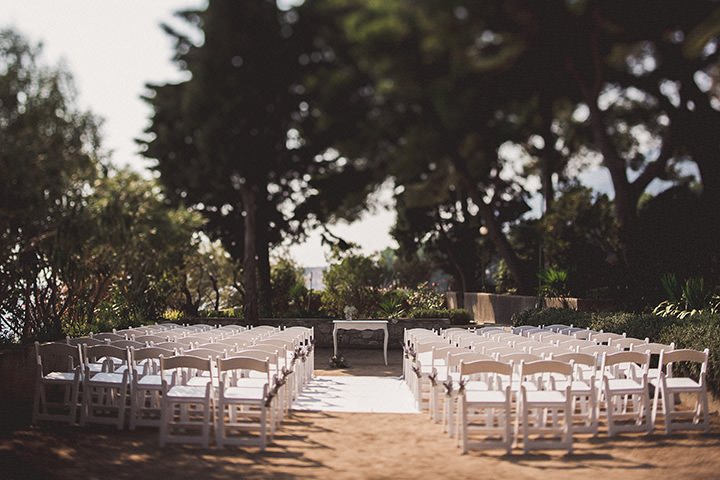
[
  {"left": 443, "top": 378, "right": 455, "bottom": 397},
  {"left": 265, "top": 379, "right": 280, "bottom": 408},
  {"left": 428, "top": 370, "right": 438, "bottom": 387},
  {"left": 402, "top": 343, "right": 417, "bottom": 362},
  {"left": 329, "top": 354, "right": 347, "bottom": 368}
]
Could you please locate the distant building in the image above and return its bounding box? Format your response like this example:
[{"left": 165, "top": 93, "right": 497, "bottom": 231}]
[{"left": 303, "top": 267, "right": 327, "bottom": 291}]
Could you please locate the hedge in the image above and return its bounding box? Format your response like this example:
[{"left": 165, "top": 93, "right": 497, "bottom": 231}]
[
  {"left": 512, "top": 308, "right": 720, "bottom": 396},
  {"left": 410, "top": 308, "right": 472, "bottom": 324}
]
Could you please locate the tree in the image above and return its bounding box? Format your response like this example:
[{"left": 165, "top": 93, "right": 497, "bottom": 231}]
[
  {"left": 321, "top": 250, "right": 384, "bottom": 318},
  {"left": 538, "top": 184, "right": 620, "bottom": 298},
  {"left": 142, "top": 0, "right": 318, "bottom": 321},
  {"left": 80, "top": 169, "right": 205, "bottom": 330},
  {"left": 299, "top": 0, "right": 720, "bottom": 302},
  {"left": 270, "top": 254, "right": 308, "bottom": 317},
  {"left": 0, "top": 28, "right": 101, "bottom": 342}
]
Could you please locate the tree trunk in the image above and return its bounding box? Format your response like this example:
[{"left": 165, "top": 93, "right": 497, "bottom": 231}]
[
  {"left": 450, "top": 155, "right": 534, "bottom": 295},
  {"left": 255, "top": 199, "right": 272, "bottom": 316},
  {"left": 209, "top": 273, "right": 220, "bottom": 311},
  {"left": 240, "top": 184, "right": 259, "bottom": 323}
]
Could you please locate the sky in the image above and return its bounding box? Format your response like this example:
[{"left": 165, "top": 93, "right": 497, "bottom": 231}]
[{"left": 3, "top": 0, "right": 398, "bottom": 268}]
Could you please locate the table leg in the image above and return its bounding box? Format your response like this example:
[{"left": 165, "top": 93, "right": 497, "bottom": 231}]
[
  {"left": 383, "top": 327, "right": 388, "bottom": 366},
  {"left": 333, "top": 326, "right": 338, "bottom": 357}
]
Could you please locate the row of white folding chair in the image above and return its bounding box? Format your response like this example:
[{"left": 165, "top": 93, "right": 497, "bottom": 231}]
[
  {"left": 132, "top": 342, "right": 287, "bottom": 436},
  {"left": 445, "top": 341, "right": 649, "bottom": 441},
  {"left": 130, "top": 341, "right": 277, "bottom": 431},
  {"left": 408, "top": 339, "right": 449, "bottom": 413},
  {"left": 455, "top": 358, "right": 575, "bottom": 454},
  {"left": 402, "top": 328, "right": 444, "bottom": 410},
  {"left": 158, "top": 354, "right": 276, "bottom": 450},
  {"left": 403, "top": 328, "right": 442, "bottom": 382}
]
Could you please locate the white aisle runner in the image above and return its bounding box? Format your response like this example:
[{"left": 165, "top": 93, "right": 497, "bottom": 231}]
[{"left": 291, "top": 376, "right": 420, "bottom": 414}]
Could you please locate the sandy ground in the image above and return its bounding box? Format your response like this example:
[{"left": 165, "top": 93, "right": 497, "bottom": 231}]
[{"left": 2, "top": 347, "right": 720, "bottom": 480}]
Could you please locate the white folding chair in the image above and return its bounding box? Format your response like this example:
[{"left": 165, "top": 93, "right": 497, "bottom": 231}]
[
  {"left": 456, "top": 360, "right": 514, "bottom": 454},
  {"left": 32, "top": 342, "right": 83, "bottom": 425},
  {"left": 542, "top": 324, "right": 571, "bottom": 333},
  {"left": 159, "top": 355, "right": 214, "bottom": 448},
  {"left": 611, "top": 337, "right": 649, "bottom": 351},
  {"left": 590, "top": 331, "right": 627, "bottom": 345},
  {"left": 235, "top": 347, "right": 287, "bottom": 422},
  {"left": 215, "top": 356, "right": 276, "bottom": 450},
  {"left": 81, "top": 345, "right": 131, "bottom": 429},
  {"left": 651, "top": 348, "right": 710, "bottom": 434},
  {"left": 128, "top": 346, "right": 176, "bottom": 430},
  {"left": 66, "top": 336, "right": 106, "bottom": 347},
  {"left": 409, "top": 340, "right": 449, "bottom": 413},
  {"left": 517, "top": 360, "right": 574, "bottom": 454},
  {"left": 632, "top": 342, "right": 675, "bottom": 381},
  {"left": 551, "top": 352, "right": 599, "bottom": 436},
  {"left": 429, "top": 345, "right": 466, "bottom": 423},
  {"left": 443, "top": 351, "right": 494, "bottom": 436},
  {"left": 600, "top": 351, "right": 652, "bottom": 437},
  {"left": 90, "top": 332, "right": 127, "bottom": 342}
]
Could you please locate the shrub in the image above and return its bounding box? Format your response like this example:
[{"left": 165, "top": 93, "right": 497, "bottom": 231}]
[
  {"left": 197, "top": 307, "right": 244, "bottom": 318},
  {"left": 512, "top": 307, "right": 592, "bottom": 329},
  {"left": 377, "top": 290, "right": 407, "bottom": 319},
  {"left": 410, "top": 308, "right": 472, "bottom": 324},
  {"left": 406, "top": 282, "right": 446, "bottom": 310}
]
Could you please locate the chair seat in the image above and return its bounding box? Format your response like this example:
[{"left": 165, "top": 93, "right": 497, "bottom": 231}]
[
  {"left": 657, "top": 377, "right": 702, "bottom": 391},
  {"left": 230, "top": 377, "right": 269, "bottom": 389},
  {"left": 87, "top": 372, "right": 125, "bottom": 384},
  {"left": 524, "top": 390, "right": 567, "bottom": 405},
  {"left": 606, "top": 378, "right": 644, "bottom": 393},
  {"left": 44, "top": 371, "right": 78, "bottom": 382},
  {"left": 137, "top": 373, "right": 173, "bottom": 386},
  {"left": 465, "top": 389, "right": 507, "bottom": 405},
  {"left": 223, "top": 385, "right": 266, "bottom": 401},
  {"left": 187, "top": 376, "right": 218, "bottom": 387},
  {"left": 166, "top": 385, "right": 209, "bottom": 399},
  {"left": 87, "top": 364, "right": 103, "bottom": 374},
  {"left": 556, "top": 380, "right": 593, "bottom": 394}
]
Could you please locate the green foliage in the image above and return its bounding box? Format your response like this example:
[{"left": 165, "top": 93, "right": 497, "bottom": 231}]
[
  {"left": 197, "top": 307, "right": 244, "bottom": 319},
  {"left": 537, "top": 267, "right": 569, "bottom": 298},
  {"left": 162, "top": 309, "right": 183, "bottom": 322},
  {"left": 538, "top": 185, "right": 621, "bottom": 298},
  {"left": 270, "top": 256, "right": 309, "bottom": 317},
  {"left": 378, "top": 290, "right": 407, "bottom": 319},
  {"left": 653, "top": 274, "right": 720, "bottom": 319},
  {"left": 406, "top": 281, "right": 446, "bottom": 311},
  {"left": 635, "top": 187, "right": 720, "bottom": 304},
  {"left": 321, "top": 252, "right": 385, "bottom": 318},
  {"left": 0, "top": 28, "right": 208, "bottom": 343},
  {"left": 512, "top": 307, "right": 592, "bottom": 329},
  {"left": 0, "top": 28, "right": 100, "bottom": 342}
]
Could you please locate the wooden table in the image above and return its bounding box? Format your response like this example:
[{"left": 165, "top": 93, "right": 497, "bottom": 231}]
[{"left": 333, "top": 320, "right": 389, "bottom": 366}]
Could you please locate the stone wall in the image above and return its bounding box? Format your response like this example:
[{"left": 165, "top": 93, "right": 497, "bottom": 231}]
[
  {"left": 0, "top": 346, "right": 35, "bottom": 425},
  {"left": 446, "top": 292, "right": 616, "bottom": 325},
  {"left": 183, "top": 317, "right": 453, "bottom": 350}
]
